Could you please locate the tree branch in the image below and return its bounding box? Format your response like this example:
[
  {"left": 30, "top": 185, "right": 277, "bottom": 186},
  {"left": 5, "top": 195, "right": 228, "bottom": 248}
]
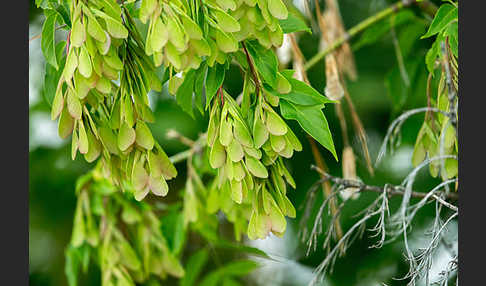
[{"left": 311, "top": 165, "right": 458, "bottom": 203}]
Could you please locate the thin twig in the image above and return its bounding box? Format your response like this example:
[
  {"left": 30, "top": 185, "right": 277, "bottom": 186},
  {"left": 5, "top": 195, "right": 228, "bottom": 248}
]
[
  {"left": 308, "top": 137, "right": 345, "bottom": 253},
  {"left": 166, "top": 129, "right": 195, "bottom": 147},
  {"left": 375, "top": 107, "right": 449, "bottom": 166},
  {"left": 311, "top": 165, "right": 459, "bottom": 202},
  {"left": 168, "top": 133, "right": 207, "bottom": 164}
]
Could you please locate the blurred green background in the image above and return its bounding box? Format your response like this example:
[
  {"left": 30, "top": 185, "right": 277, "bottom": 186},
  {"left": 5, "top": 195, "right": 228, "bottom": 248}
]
[{"left": 29, "top": 0, "right": 456, "bottom": 285}]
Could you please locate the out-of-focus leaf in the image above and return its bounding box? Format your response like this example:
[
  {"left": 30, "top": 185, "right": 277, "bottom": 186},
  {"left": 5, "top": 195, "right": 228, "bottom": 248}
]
[{"left": 179, "top": 249, "right": 209, "bottom": 286}]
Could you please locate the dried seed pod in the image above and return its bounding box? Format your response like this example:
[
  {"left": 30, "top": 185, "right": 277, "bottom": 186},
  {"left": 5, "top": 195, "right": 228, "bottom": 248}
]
[
  {"left": 340, "top": 146, "right": 360, "bottom": 200},
  {"left": 324, "top": 52, "right": 344, "bottom": 101}
]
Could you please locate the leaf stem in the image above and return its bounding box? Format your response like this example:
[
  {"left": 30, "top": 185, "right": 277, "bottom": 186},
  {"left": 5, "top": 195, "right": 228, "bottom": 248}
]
[{"left": 241, "top": 41, "right": 261, "bottom": 98}]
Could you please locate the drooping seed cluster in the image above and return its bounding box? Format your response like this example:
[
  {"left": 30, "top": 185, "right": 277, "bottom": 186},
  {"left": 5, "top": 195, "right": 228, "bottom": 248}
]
[
  {"left": 139, "top": 0, "right": 287, "bottom": 72},
  {"left": 412, "top": 76, "right": 458, "bottom": 180},
  {"left": 207, "top": 89, "right": 300, "bottom": 238},
  {"left": 231, "top": 0, "right": 287, "bottom": 48},
  {"left": 70, "top": 166, "right": 184, "bottom": 284},
  {"left": 98, "top": 19, "right": 177, "bottom": 201},
  {"left": 52, "top": 0, "right": 177, "bottom": 200},
  {"left": 52, "top": 0, "right": 128, "bottom": 164},
  {"left": 140, "top": 0, "right": 215, "bottom": 71}
]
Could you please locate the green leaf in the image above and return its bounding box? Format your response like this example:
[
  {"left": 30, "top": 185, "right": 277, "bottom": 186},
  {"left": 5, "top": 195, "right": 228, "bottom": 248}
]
[
  {"left": 425, "top": 38, "right": 441, "bottom": 74},
  {"left": 53, "top": 2, "right": 72, "bottom": 28},
  {"left": 35, "top": 0, "right": 48, "bottom": 8},
  {"left": 279, "top": 12, "right": 311, "bottom": 34},
  {"left": 444, "top": 21, "right": 458, "bottom": 57},
  {"left": 422, "top": 4, "right": 457, "bottom": 38},
  {"left": 194, "top": 63, "right": 208, "bottom": 115},
  {"left": 280, "top": 100, "right": 337, "bottom": 160},
  {"left": 43, "top": 41, "right": 66, "bottom": 106},
  {"left": 205, "top": 64, "right": 225, "bottom": 109},
  {"left": 245, "top": 40, "right": 278, "bottom": 89},
  {"left": 41, "top": 12, "right": 59, "bottom": 69},
  {"left": 273, "top": 70, "right": 334, "bottom": 105},
  {"left": 176, "top": 71, "right": 197, "bottom": 118},
  {"left": 179, "top": 249, "right": 209, "bottom": 286}
]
